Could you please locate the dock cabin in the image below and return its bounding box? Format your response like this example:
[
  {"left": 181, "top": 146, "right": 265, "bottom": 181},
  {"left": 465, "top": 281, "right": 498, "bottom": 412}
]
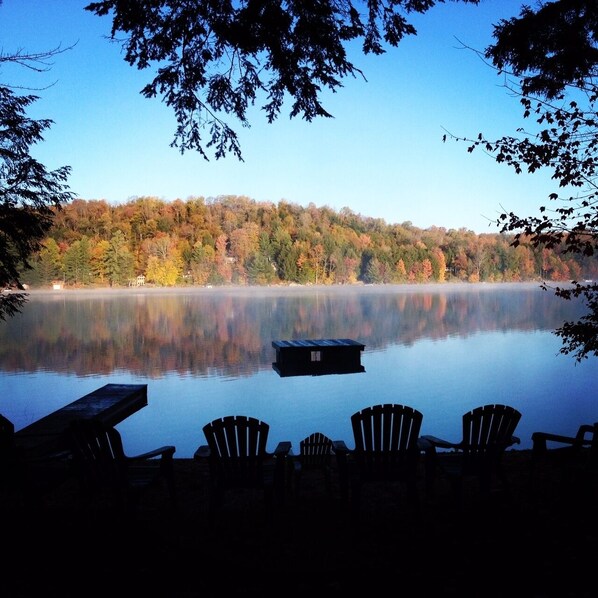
[{"left": 272, "top": 338, "right": 365, "bottom": 377}]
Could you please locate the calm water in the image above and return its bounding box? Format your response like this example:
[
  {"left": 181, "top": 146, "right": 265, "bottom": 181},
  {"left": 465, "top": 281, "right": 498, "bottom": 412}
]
[{"left": 0, "top": 283, "right": 596, "bottom": 457}]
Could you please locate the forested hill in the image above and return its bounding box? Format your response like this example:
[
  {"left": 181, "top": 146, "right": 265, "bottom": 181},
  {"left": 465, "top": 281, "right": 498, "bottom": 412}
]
[{"left": 24, "top": 195, "right": 598, "bottom": 288}]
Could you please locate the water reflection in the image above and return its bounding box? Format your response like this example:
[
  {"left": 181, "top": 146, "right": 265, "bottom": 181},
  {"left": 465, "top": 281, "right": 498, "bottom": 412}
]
[
  {"left": 0, "top": 283, "right": 585, "bottom": 378},
  {"left": 0, "top": 283, "right": 595, "bottom": 457}
]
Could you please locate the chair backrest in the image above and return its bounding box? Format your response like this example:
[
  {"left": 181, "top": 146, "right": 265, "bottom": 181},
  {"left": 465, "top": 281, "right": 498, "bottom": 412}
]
[
  {"left": 460, "top": 404, "right": 521, "bottom": 473},
  {"left": 350, "top": 404, "right": 423, "bottom": 481},
  {"left": 1, "top": 414, "right": 17, "bottom": 488},
  {"left": 0, "top": 414, "right": 15, "bottom": 457},
  {"left": 68, "top": 418, "right": 128, "bottom": 494},
  {"left": 299, "top": 432, "right": 333, "bottom": 470},
  {"left": 583, "top": 422, "right": 598, "bottom": 472},
  {"left": 202, "top": 415, "right": 270, "bottom": 488}
]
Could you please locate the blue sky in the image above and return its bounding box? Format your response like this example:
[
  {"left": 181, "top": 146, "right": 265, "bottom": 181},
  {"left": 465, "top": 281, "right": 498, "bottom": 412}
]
[{"left": 1, "top": 0, "right": 557, "bottom": 234}]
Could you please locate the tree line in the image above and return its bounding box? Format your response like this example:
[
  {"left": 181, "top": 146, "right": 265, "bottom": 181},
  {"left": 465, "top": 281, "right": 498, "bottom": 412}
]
[{"left": 22, "top": 195, "right": 598, "bottom": 289}]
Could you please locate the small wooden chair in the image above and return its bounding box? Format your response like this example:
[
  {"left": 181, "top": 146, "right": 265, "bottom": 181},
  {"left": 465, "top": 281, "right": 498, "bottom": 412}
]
[{"left": 292, "top": 432, "right": 335, "bottom": 497}]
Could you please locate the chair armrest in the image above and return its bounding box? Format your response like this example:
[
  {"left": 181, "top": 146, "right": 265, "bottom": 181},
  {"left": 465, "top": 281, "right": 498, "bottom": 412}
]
[
  {"left": 420, "top": 435, "right": 460, "bottom": 450},
  {"left": 332, "top": 440, "right": 350, "bottom": 455},
  {"left": 130, "top": 445, "right": 176, "bottom": 461},
  {"left": 274, "top": 441, "right": 292, "bottom": 457},
  {"left": 331, "top": 440, "right": 351, "bottom": 501},
  {"left": 417, "top": 437, "right": 433, "bottom": 451},
  {"left": 194, "top": 444, "right": 210, "bottom": 460},
  {"left": 532, "top": 428, "right": 593, "bottom": 454},
  {"left": 510, "top": 436, "right": 521, "bottom": 446},
  {"left": 578, "top": 424, "right": 596, "bottom": 438},
  {"left": 533, "top": 423, "right": 594, "bottom": 448}
]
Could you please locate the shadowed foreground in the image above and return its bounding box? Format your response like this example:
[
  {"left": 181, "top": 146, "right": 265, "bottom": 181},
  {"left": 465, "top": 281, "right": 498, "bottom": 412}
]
[{"left": 3, "top": 451, "right": 596, "bottom": 597}]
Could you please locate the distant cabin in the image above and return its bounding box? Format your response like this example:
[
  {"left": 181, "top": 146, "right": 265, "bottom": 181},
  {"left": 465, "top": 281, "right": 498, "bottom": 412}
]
[{"left": 128, "top": 275, "right": 146, "bottom": 287}]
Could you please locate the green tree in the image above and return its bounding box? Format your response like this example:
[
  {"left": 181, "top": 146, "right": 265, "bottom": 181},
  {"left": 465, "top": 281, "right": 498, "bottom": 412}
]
[
  {"left": 247, "top": 253, "right": 276, "bottom": 285},
  {"left": 365, "top": 257, "right": 383, "bottom": 284},
  {"left": 63, "top": 236, "right": 93, "bottom": 285},
  {"left": 104, "top": 230, "right": 134, "bottom": 286},
  {"left": 0, "top": 85, "right": 73, "bottom": 318}
]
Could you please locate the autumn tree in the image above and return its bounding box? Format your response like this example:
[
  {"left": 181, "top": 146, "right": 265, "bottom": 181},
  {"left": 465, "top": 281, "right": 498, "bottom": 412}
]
[
  {"left": 143, "top": 234, "right": 183, "bottom": 286},
  {"left": 214, "top": 234, "right": 233, "bottom": 284},
  {"left": 446, "top": 0, "right": 598, "bottom": 360},
  {"left": 91, "top": 239, "right": 110, "bottom": 283},
  {"left": 189, "top": 242, "right": 216, "bottom": 286}
]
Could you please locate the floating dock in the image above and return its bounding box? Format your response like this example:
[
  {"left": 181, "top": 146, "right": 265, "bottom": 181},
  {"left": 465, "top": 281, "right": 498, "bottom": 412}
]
[{"left": 272, "top": 338, "right": 365, "bottom": 377}]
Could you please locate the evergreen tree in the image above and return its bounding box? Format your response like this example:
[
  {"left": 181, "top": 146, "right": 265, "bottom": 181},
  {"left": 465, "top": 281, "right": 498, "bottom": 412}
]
[{"left": 104, "top": 230, "right": 134, "bottom": 286}]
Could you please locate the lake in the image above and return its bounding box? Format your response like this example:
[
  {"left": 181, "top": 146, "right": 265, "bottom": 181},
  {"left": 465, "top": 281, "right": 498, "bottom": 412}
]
[{"left": 0, "top": 283, "right": 596, "bottom": 458}]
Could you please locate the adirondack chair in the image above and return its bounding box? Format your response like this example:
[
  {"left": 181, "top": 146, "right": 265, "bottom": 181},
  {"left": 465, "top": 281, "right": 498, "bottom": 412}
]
[
  {"left": 0, "top": 414, "right": 18, "bottom": 498},
  {"left": 195, "top": 415, "right": 292, "bottom": 514},
  {"left": 333, "top": 404, "right": 424, "bottom": 510},
  {"left": 67, "top": 418, "right": 177, "bottom": 513},
  {"left": 291, "top": 432, "right": 335, "bottom": 497},
  {"left": 421, "top": 404, "right": 521, "bottom": 506},
  {"left": 530, "top": 421, "right": 598, "bottom": 503},
  {"left": 1, "top": 413, "right": 71, "bottom": 506}
]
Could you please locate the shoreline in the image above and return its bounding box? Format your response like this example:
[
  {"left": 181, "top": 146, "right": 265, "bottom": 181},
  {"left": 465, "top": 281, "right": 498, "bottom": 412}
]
[{"left": 20, "top": 280, "right": 548, "bottom": 297}]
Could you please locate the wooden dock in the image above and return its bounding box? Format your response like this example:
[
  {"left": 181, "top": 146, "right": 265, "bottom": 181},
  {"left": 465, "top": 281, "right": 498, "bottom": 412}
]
[
  {"left": 14, "top": 383, "right": 148, "bottom": 457},
  {"left": 272, "top": 338, "right": 365, "bottom": 377}
]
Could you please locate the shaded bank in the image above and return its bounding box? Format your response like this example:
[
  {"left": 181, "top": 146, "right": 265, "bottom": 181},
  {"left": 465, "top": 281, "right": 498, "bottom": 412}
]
[{"left": 3, "top": 450, "right": 596, "bottom": 596}]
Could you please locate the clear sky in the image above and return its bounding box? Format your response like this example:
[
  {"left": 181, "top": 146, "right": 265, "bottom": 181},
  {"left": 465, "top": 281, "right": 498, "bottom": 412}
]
[{"left": 1, "top": 0, "right": 557, "bottom": 234}]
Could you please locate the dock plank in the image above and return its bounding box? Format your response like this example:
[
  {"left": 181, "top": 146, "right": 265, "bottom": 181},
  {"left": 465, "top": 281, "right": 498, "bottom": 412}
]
[{"left": 14, "top": 383, "right": 148, "bottom": 457}]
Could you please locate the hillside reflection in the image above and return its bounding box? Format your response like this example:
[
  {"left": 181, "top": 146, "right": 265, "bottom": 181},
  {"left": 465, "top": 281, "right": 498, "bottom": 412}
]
[{"left": 0, "top": 284, "right": 585, "bottom": 378}]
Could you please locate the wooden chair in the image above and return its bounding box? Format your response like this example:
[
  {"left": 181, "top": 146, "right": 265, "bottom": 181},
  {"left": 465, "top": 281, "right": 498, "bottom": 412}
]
[
  {"left": 67, "top": 418, "right": 177, "bottom": 513},
  {"left": 421, "top": 404, "right": 521, "bottom": 506},
  {"left": 530, "top": 422, "right": 598, "bottom": 504},
  {"left": 291, "top": 432, "right": 335, "bottom": 497},
  {"left": 0, "top": 414, "right": 18, "bottom": 498},
  {"left": 195, "top": 415, "right": 292, "bottom": 514},
  {"left": 333, "top": 404, "right": 424, "bottom": 510},
  {"left": 532, "top": 422, "right": 597, "bottom": 461},
  {"left": 1, "top": 413, "right": 71, "bottom": 507}
]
